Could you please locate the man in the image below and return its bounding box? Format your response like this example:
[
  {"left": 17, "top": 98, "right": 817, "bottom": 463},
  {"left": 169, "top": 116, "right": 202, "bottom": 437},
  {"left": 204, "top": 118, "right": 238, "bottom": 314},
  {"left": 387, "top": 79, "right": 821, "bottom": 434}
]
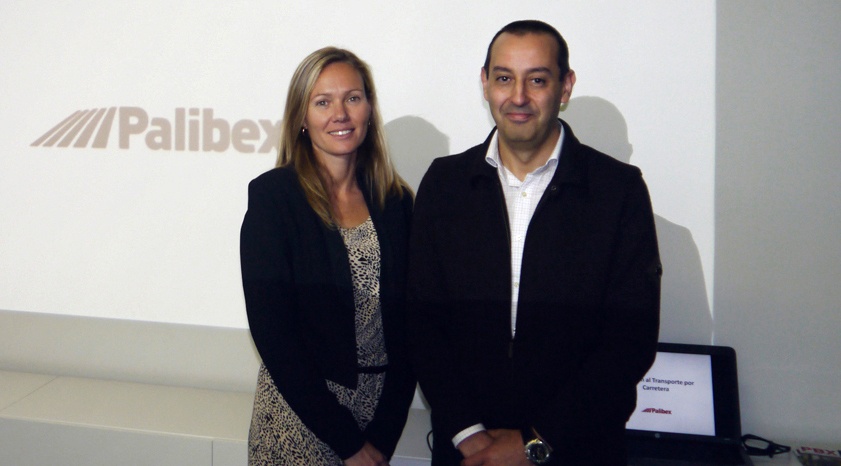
[{"left": 407, "top": 20, "right": 661, "bottom": 466}]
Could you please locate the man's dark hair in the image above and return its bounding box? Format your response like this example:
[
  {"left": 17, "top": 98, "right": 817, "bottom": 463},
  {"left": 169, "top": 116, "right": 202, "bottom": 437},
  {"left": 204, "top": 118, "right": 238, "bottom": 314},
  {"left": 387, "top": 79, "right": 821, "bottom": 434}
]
[{"left": 483, "top": 20, "right": 570, "bottom": 80}]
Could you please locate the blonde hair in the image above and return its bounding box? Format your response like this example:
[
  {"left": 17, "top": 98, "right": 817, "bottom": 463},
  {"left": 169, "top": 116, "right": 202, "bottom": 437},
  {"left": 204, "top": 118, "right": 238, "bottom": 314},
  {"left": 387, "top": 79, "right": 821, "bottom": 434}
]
[{"left": 276, "top": 47, "right": 409, "bottom": 226}]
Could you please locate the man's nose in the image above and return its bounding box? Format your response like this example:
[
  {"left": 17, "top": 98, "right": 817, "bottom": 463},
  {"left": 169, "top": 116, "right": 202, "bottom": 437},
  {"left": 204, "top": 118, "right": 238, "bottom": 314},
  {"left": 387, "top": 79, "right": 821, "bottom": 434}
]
[{"left": 511, "top": 82, "right": 528, "bottom": 105}]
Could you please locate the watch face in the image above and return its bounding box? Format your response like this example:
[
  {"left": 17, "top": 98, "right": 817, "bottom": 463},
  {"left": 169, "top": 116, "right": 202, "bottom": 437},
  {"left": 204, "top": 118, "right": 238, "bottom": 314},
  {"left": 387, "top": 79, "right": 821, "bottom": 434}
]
[{"left": 528, "top": 441, "right": 550, "bottom": 464}]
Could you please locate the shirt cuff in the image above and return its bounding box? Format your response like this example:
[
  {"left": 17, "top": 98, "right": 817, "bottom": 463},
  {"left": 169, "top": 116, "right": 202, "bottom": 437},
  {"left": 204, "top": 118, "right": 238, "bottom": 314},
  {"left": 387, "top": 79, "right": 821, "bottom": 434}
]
[{"left": 452, "top": 423, "right": 487, "bottom": 448}]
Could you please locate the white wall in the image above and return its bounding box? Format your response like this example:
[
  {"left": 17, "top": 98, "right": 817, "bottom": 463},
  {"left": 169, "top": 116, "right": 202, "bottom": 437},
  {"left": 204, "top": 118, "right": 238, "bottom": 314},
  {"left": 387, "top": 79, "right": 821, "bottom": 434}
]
[
  {"left": 716, "top": 0, "right": 841, "bottom": 446},
  {"left": 0, "top": 1, "right": 716, "bottom": 336}
]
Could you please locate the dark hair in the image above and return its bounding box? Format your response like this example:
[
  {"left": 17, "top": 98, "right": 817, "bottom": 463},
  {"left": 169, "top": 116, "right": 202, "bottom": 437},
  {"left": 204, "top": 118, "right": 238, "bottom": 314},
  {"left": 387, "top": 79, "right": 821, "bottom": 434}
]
[{"left": 483, "top": 20, "right": 570, "bottom": 80}]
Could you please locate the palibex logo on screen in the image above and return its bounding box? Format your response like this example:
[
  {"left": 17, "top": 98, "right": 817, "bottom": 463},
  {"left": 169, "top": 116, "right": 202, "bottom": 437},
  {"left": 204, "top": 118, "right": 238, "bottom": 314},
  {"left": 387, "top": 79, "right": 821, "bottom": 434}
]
[{"left": 31, "top": 107, "right": 280, "bottom": 154}]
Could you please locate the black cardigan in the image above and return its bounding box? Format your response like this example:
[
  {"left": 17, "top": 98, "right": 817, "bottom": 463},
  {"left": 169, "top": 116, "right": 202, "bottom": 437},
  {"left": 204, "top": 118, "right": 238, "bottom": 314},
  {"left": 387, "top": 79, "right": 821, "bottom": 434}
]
[{"left": 240, "top": 166, "right": 415, "bottom": 459}]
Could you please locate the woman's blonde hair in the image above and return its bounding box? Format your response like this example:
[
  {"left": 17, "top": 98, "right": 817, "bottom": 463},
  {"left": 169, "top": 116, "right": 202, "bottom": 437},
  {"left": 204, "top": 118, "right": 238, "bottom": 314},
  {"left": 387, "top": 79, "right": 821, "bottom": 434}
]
[{"left": 277, "top": 46, "right": 409, "bottom": 226}]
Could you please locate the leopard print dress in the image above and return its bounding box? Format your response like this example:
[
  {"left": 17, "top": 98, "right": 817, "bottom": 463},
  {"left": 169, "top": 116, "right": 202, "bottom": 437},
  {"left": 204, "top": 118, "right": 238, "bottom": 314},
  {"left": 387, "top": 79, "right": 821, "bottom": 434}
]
[{"left": 248, "top": 217, "right": 388, "bottom": 466}]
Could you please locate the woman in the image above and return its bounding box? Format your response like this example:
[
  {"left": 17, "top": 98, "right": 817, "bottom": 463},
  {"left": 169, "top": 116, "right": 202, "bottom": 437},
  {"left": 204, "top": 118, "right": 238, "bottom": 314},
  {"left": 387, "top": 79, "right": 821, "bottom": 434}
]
[{"left": 240, "top": 47, "right": 415, "bottom": 466}]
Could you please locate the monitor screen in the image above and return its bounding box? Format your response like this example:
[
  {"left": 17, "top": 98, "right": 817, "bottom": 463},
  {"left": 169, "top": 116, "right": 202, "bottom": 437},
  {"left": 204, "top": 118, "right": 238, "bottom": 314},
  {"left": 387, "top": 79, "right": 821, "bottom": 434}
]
[{"left": 626, "top": 351, "right": 716, "bottom": 436}]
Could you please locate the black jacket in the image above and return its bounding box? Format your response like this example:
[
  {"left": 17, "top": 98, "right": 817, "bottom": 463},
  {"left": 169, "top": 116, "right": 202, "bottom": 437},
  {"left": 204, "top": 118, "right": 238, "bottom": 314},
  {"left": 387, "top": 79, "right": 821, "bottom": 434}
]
[
  {"left": 240, "top": 166, "right": 415, "bottom": 459},
  {"left": 407, "top": 121, "right": 661, "bottom": 465}
]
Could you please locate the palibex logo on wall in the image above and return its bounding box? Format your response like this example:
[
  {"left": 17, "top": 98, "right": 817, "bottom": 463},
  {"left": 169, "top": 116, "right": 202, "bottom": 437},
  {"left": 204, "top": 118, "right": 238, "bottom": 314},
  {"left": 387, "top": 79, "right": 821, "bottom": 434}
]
[{"left": 31, "top": 107, "right": 280, "bottom": 154}]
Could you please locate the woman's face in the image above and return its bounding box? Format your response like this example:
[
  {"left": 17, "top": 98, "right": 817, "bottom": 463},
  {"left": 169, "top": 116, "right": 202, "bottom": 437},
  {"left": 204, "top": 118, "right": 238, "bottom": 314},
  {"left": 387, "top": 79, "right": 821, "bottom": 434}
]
[{"left": 303, "top": 62, "right": 372, "bottom": 163}]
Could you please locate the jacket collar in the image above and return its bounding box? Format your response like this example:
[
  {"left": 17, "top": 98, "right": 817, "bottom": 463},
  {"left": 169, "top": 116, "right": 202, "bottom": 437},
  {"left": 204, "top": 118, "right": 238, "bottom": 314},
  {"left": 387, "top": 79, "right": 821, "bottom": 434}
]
[{"left": 467, "top": 118, "right": 588, "bottom": 189}]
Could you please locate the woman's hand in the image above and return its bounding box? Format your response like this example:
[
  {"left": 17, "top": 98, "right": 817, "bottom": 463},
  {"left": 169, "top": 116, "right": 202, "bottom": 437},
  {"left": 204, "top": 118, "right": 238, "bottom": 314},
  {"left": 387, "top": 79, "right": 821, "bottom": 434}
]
[{"left": 344, "top": 441, "right": 389, "bottom": 466}]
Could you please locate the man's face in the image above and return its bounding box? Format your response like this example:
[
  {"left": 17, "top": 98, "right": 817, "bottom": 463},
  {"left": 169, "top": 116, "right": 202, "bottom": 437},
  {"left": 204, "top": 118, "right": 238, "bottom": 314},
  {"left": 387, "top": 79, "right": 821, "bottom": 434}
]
[{"left": 482, "top": 32, "right": 575, "bottom": 153}]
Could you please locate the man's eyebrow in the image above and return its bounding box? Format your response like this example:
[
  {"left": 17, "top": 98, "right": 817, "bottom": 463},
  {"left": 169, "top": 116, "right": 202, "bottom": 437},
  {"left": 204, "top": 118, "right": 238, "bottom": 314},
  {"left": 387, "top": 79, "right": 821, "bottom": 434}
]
[{"left": 490, "top": 65, "right": 553, "bottom": 74}]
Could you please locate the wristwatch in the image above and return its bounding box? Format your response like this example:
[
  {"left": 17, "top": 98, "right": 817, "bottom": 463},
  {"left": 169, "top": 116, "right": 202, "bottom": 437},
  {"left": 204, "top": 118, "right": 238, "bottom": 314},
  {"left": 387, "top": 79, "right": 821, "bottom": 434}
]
[{"left": 524, "top": 430, "right": 552, "bottom": 465}]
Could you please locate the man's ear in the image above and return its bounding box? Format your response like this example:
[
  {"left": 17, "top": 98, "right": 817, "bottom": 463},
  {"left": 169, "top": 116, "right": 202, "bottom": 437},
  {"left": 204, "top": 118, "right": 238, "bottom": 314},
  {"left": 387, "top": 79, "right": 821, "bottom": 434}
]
[
  {"left": 481, "top": 67, "right": 490, "bottom": 102},
  {"left": 561, "top": 69, "right": 576, "bottom": 103}
]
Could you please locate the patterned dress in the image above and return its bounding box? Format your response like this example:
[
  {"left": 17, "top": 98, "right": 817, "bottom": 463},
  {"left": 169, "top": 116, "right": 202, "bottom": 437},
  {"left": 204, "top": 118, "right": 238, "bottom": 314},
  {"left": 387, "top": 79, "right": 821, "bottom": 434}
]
[{"left": 248, "top": 217, "right": 388, "bottom": 465}]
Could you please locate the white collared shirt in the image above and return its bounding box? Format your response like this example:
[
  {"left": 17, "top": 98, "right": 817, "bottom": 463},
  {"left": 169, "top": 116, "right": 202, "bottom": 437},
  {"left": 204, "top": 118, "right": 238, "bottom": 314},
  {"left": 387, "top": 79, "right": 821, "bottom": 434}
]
[{"left": 484, "top": 123, "right": 563, "bottom": 339}]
